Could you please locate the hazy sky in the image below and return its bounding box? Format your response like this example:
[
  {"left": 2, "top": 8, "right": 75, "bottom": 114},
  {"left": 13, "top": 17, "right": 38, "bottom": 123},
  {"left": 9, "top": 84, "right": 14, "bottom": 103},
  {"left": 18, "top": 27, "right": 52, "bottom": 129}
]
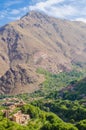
[{"left": 0, "top": 0, "right": 86, "bottom": 26}]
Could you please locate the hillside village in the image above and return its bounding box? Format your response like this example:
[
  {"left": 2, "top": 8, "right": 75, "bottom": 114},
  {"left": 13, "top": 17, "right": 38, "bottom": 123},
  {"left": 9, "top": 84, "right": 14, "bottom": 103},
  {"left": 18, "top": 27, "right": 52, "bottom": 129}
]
[{"left": 1, "top": 98, "right": 30, "bottom": 125}]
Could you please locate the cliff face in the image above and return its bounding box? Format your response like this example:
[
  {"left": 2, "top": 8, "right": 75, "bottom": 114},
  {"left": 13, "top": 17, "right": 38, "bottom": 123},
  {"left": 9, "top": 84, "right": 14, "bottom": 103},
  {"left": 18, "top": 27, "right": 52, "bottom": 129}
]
[
  {"left": 0, "top": 64, "right": 45, "bottom": 95},
  {"left": 0, "top": 11, "right": 86, "bottom": 94}
]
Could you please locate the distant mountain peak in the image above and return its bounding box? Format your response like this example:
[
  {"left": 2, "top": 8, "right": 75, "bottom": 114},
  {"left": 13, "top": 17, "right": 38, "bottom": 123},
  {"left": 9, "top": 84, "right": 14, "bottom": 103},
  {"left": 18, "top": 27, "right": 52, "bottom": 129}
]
[{"left": 21, "top": 11, "right": 46, "bottom": 19}]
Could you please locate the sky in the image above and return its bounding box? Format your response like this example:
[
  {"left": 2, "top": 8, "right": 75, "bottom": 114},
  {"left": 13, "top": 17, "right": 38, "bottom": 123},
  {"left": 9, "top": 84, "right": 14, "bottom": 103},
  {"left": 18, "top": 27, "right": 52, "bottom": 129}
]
[{"left": 0, "top": 0, "right": 86, "bottom": 26}]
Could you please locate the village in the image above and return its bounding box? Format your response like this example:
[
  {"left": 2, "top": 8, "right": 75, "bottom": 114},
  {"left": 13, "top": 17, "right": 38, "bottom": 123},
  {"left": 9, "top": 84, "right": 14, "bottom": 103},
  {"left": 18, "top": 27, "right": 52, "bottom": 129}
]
[{"left": 1, "top": 97, "right": 30, "bottom": 125}]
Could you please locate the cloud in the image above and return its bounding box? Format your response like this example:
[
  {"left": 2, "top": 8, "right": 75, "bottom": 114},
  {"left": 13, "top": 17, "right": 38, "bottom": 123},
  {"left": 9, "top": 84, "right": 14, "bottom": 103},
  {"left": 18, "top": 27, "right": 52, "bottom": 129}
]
[
  {"left": 29, "top": 0, "right": 86, "bottom": 22},
  {"left": 10, "top": 7, "right": 28, "bottom": 15},
  {"left": 75, "top": 18, "right": 86, "bottom": 23},
  {"left": 0, "top": 6, "right": 28, "bottom": 20},
  {"left": 7, "top": 16, "right": 21, "bottom": 20},
  {"left": 10, "top": 9, "right": 20, "bottom": 15},
  {"left": 0, "top": 0, "right": 25, "bottom": 20},
  {"left": 29, "top": 0, "right": 65, "bottom": 12},
  {"left": 0, "top": 10, "right": 8, "bottom": 19}
]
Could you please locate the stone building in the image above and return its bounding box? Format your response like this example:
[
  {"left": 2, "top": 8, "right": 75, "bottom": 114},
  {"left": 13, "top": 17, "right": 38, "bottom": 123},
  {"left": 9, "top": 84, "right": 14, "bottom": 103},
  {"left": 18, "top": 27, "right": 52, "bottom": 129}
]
[{"left": 12, "top": 111, "right": 30, "bottom": 125}]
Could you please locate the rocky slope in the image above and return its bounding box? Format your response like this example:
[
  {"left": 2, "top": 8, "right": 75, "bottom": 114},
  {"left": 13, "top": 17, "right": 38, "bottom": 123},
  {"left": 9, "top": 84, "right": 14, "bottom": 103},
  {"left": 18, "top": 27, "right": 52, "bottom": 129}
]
[
  {"left": 0, "top": 11, "right": 86, "bottom": 94},
  {"left": 0, "top": 64, "right": 44, "bottom": 95}
]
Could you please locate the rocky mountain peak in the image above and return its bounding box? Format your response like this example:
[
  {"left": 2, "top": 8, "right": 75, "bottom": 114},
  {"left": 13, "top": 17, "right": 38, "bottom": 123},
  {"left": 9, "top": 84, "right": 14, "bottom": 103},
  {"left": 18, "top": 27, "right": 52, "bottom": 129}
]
[{"left": 22, "top": 11, "right": 47, "bottom": 19}]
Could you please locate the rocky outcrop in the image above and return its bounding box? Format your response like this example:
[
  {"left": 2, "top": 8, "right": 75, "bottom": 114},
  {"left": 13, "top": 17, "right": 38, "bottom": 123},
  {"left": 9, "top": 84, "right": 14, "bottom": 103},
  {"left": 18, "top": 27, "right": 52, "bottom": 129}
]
[{"left": 0, "top": 65, "right": 44, "bottom": 95}]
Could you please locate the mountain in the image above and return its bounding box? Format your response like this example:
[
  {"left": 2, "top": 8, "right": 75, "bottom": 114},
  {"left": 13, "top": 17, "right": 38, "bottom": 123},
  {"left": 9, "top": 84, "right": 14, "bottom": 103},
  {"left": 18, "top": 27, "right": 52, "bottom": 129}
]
[{"left": 0, "top": 11, "right": 86, "bottom": 95}]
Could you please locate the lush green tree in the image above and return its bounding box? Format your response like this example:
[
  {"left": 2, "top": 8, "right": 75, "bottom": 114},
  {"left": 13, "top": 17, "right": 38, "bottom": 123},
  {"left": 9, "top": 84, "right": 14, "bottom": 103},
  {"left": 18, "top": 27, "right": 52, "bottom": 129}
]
[{"left": 76, "top": 120, "right": 86, "bottom": 130}]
